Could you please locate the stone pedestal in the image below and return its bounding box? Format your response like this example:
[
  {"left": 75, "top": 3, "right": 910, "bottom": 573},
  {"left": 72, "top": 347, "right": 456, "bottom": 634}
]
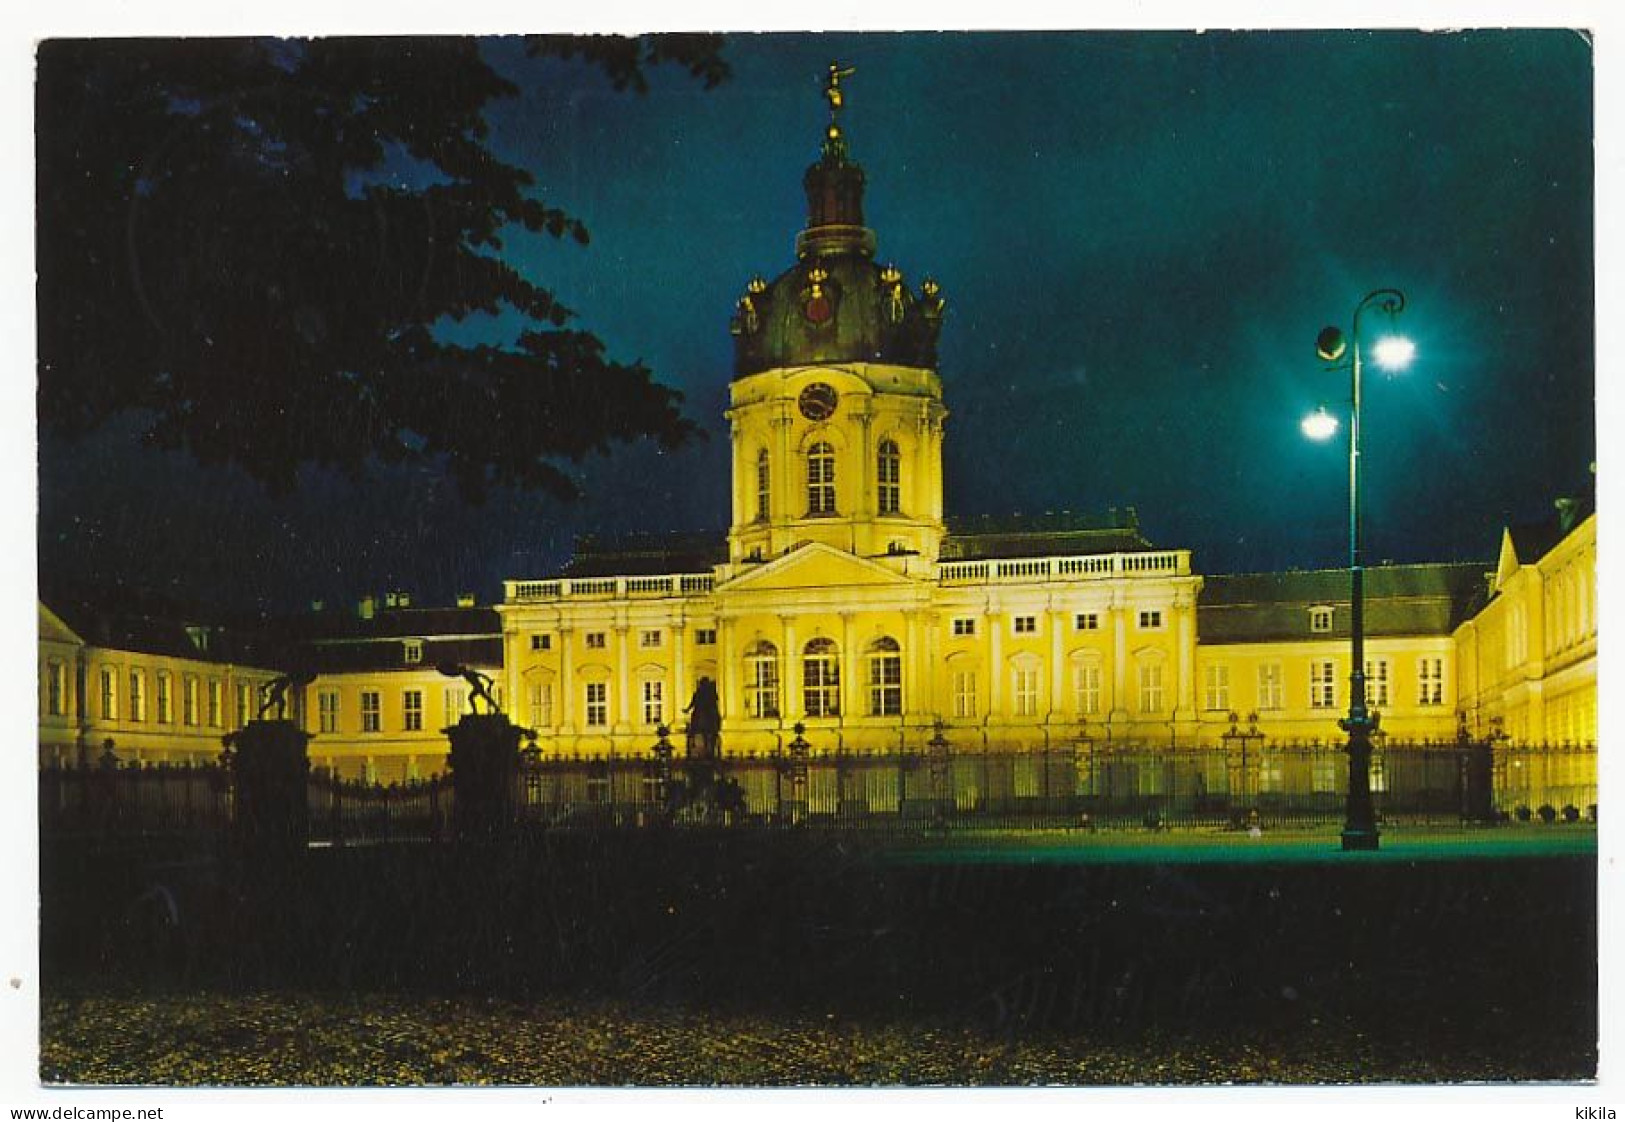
[
  {"left": 446, "top": 714, "right": 526, "bottom": 842},
  {"left": 228, "top": 719, "right": 311, "bottom": 863},
  {"left": 1459, "top": 740, "right": 1496, "bottom": 823}
]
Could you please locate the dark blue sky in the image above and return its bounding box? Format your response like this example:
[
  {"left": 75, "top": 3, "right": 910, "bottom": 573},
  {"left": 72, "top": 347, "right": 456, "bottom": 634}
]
[{"left": 38, "top": 30, "right": 1595, "bottom": 614}]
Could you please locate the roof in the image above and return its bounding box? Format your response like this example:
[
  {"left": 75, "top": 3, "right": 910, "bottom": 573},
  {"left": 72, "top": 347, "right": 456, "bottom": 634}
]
[
  {"left": 287, "top": 605, "right": 503, "bottom": 674},
  {"left": 304, "top": 636, "right": 503, "bottom": 675},
  {"left": 562, "top": 531, "right": 727, "bottom": 578},
  {"left": 941, "top": 509, "right": 1154, "bottom": 561},
  {"left": 281, "top": 606, "right": 501, "bottom": 643},
  {"left": 45, "top": 599, "right": 289, "bottom": 669},
  {"left": 1198, "top": 563, "right": 1490, "bottom": 644}
]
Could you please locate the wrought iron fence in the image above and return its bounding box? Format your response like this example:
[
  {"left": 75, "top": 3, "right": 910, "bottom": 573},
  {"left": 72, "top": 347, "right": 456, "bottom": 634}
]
[{"left": 39, "top": 739, "right": 1597, "bottom": 842}]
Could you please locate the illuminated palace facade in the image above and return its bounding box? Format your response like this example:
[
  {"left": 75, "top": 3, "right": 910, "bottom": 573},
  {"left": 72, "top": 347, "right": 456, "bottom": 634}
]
[
  {"left": 36, "top": 81, "right": 1596, "bottom": 780},
  {"left": 485, "top": 89, "right": 1595, "bottom": 769}
]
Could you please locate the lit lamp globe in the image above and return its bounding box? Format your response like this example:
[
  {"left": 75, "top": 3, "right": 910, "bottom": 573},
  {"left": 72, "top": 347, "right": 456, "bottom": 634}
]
[
  {"left": 1302, "top": 406, "right": 1339, "bottom": 441},
  {"left": 1371, "top": 334, "right": 1417, "bottom": 371}
]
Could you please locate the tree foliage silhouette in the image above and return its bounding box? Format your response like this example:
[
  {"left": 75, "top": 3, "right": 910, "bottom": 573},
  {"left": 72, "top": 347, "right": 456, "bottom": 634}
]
[{"left": 37, "top": 35, "right": 727, "bottom": 501}]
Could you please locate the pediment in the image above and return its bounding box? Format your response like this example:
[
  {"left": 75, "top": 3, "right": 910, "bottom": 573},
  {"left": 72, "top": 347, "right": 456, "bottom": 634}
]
[
  {"left": 720, "top": 542, "right": 921, "bottom": 595},
  {"left": 1493, "top": 529, "right": 1521, "bottom": 593}
]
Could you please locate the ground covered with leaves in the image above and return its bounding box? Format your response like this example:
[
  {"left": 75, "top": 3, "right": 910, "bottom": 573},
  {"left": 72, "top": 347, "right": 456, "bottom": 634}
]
[
  {"left": 39, "top": 831, "right": 1598, "bottom": 1086},
  {"left": 37, "top": 989, "right": 1583, "bottom": 1087}
]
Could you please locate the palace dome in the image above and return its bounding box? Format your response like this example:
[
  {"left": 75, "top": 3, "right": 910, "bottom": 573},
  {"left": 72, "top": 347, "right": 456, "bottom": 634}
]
[{"left": 730, "top": 115, "right": 945, "bottom": 376}]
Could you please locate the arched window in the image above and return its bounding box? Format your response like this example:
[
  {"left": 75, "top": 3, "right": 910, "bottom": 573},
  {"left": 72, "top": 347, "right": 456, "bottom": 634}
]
[
  {"left": 867, "top": 636, "right": 902, "bottom": 716},
  {"left": 1011, "top": 653, "right": 1041, "bottom": 717},
  {"left": 744, "top": 640, "right": 780, "bottom": 719},
  {"left": 755, "top": 448, "right": 771, "bottom": 522},
  {"left": 876, "top": 439, "right": 901, "bottom": 515},
  {"left": 807, "top": 442, "right": 836, "bottom": 516},
  {"left": 803, "top": 638, "right": 841, "bottom": 717}
]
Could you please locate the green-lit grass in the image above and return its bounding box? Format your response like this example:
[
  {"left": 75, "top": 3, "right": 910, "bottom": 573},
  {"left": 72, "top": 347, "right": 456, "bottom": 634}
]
[{"left": 881, "top": 824, "right": 1598, "bottom": 865}]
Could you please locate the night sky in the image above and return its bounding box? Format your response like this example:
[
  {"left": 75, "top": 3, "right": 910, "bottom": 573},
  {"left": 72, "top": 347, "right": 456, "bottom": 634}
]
[{"left": 36, "top": 30, "right": 1595, "bottom": 616}]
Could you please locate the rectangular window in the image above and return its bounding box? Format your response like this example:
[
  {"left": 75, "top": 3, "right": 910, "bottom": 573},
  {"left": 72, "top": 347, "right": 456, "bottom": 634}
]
[
  {"left": 361, "top": 691, "right": 381, "bottom": 733},
  {"left": 747, "top": 656, "right": 780, "bottom": 719},
  {"left": 236, "top": 681, "right": 251, "bottom": 727},
  {"left": 1364, "top": 659, "right": 1390, "bottom": 709},
  {"left": 642, "top": 680, "right": 664, "bottom": 725},
  {"left": 694, "top": 628, "right": 717, "bottom": 646},
  {"left": 45, "top": 661, "right": 66, "bottom": 717},
  {"left": 1013, "top": 668, "right": 1039, "bottom": 717},
  {"left": 1074, "top": 612, "right": 1100, "bottom": 631},
  {"left": 951, "top": 617, "right": 977, "bottom": 637},
  {"left": 403, "top": 690, "right": 423, "bottom": 731},
  {"left": 1138, "top": 664, "right": 1164, "bottom": 713},
  {"left": 585, "top": 632, "right": 607, "bottom": 650},
  {"left": 1073, "top": 663, "right": 1101, "bottom": 715},
  {"left": 640, "top": 630, "right": 663, "bottom": 649},
  {"left": 524, "top": 683, "right": 550, "bottom": 729},
  {"left": 318, "top": 691, "right": 340, "bottom": 734},
  {"left": 1418, "top": 658, "right": 1445, "bottom": 706},
  {"left": 446, "top": 687, "right": 469, "bottom": 726},
  {"left": 156, "top": 673, "right": 173, "bottom": 724},
  {"left": 869, "top": 654, "right": 902, "bottom": 717},
  {"left": 130, "top": 670, "right": 147, "bottom": 723},
  {"left": 803, "top": 656, "right": 840, "bottom": 718},
  {"left": 876, "top": 442, "right": 901, "bottom": 515},
  {"left": 585, "top": 683, "right": 608, "bottom": 727},
  {"left": 1204, "top": 664, "right": 1230, "bottom": 712},
  {"left": 100, "top": 666, "right": 117, "bottom": 721},
  {"left": 952, "top": 670, "right": 977, "bottom": 719},
  {"left": 530, "top": 634, "right": 552, "bottom": 652},
  {"left": 808, "top": 446, "right": 836, "bottom": 515},
  {"left": 1310, "top": 607, "right": 1334, "bottom": 633},
  {"left": 1138, "top": 610, "right": 1164, "bottom": 630},
  {"left": 1310, "top": 661, "right": 1337, "bottom": 709},
  {"left": 1012, "top": 615, "right": 1037, "bottom": 635},
  {"left": 208, "top": 679, "right": 223, "bottom": 727},
  {"left": 183, "top": 676, "right": 199, "bottom": 726},
  {"left": 1258, "top": 663, "right": 1284, "bottom": 711}
]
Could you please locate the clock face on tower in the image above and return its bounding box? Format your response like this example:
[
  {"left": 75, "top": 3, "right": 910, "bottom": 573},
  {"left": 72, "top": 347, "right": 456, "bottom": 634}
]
[{"left": 797, "top": 382, "right": 839, "bottom": 422}]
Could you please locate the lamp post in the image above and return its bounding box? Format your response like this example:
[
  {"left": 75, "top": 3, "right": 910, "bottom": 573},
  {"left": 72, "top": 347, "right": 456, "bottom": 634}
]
[{"left": 1305, "top": 288, "right": 1412, "bottom": 851}]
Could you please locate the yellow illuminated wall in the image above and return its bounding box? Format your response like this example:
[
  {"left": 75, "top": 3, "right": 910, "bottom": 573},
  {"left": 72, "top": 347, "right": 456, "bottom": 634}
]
[{"left": 1454, "top": 513, "right": 1596, "bottom": 746}]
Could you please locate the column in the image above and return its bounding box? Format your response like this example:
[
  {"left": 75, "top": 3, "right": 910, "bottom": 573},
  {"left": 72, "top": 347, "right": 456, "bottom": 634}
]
[
  {"left": 1176, "top": 592, "right": 1196, "bottom": 718},
  {"left": 558, "top": 625, "right": 576, "bottom": 735},
  {"left": 672, "top": 623, "right": 687, "bottom": 724},
  {"left": 781, "top": 615, "right": 799, "bottom": 721},
  {"left": 721, "top": 620, "right": 739, "bottom": 727},
  {"left": 502, "top": 621, "right": 522, "bottom": 729},
  {"left": 1111, "top": 592, "right": 1129, "bottom": 723},
  {"left": 857, "top": 409, "right": 874, "bottom": 520},
  {"left": 904, "top": 609, "right": 922, "bottom": 720},
  {"left": 773, "top": 413, "right": 794, "bottom": 531},
  {"left": 728, "top": 418, "right": 744, "bottom": 533},
  {"left": 614, "top": 616, "right": 631, "bottom": 732},
  {"left": 987, "top": 604, "right": 1004, "bottom": 718},
  {"left": 841, "top": 612, "right": 858, "bottom": 720},
  {"left": 1048, "top": 603, "right": 1065, "bottom": 723}
]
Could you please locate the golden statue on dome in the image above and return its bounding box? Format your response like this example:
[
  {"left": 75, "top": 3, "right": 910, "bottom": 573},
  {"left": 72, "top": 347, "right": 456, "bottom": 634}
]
[{"left": 824, "top": 62, "right": 856, "bottom": 141}]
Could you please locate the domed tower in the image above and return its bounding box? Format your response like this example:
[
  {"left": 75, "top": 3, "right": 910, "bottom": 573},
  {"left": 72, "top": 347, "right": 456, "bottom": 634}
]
[{"left": 726, "top": 63, "right": 949, "bottom": 567}]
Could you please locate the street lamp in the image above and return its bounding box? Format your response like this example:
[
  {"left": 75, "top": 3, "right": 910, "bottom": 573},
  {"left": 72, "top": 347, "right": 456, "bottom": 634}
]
[{"left": 1305, "top": 287, "right": 1412, "bottom": 851}]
